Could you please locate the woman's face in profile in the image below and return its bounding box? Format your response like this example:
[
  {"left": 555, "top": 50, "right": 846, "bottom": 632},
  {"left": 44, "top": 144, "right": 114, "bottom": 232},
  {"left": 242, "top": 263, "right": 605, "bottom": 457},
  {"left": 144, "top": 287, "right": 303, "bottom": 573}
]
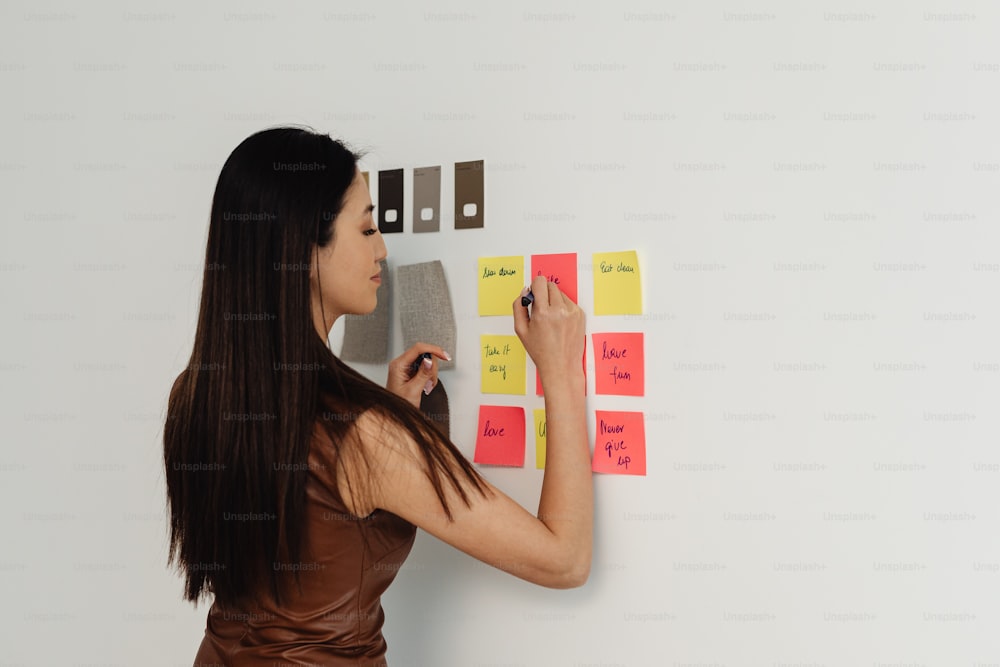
[{"left": 309, "top": 169, "right": 387, "bottom": 336}]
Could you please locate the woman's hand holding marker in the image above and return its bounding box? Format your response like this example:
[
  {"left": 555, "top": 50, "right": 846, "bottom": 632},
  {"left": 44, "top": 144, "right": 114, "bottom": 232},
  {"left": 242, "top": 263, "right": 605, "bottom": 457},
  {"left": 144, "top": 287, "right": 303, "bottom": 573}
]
[
  {"left": 513, "top": 274, "right": 585, "bottom": 383},
  {"left": 386, "top": 344, "right": 451, "bottom": 409}
]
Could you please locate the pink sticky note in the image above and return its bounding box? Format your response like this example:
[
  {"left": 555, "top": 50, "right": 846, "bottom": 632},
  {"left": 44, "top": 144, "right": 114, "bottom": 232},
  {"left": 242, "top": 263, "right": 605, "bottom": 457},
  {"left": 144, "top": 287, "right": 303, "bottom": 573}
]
[
  {"left": 473, "top": 405, "right": 526, "bottom": 467},
  {"left": 592, "top": 410, "right": 646, "bottom": 476},
  {"left": 536, "top": 345, "right": 587, "bottom": 396},
  {"left": 530, "top": 253, "right": 578, "bottom": 304},
  {"left": 592, "top": 332, "right": 644, "bottom": 396}
]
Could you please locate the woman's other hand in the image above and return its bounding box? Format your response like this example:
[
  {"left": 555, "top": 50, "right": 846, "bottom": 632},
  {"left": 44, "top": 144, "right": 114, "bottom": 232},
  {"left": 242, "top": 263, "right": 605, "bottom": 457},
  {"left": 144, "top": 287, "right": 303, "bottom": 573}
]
[{"left": 386, "top": 344, "right": 451, "bottom": 409}]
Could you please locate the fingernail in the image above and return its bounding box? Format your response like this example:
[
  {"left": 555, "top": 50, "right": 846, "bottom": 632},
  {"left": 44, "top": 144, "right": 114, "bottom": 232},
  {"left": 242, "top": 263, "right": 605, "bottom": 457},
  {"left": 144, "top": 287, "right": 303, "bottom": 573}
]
[
  {"left": 422, "top": 357, "right": 433, "bottom": 369},
  {"left": 423, "top": 380, "right": 434, "bottom": 395},
  {"left": 442, "top": 351, "right": 452, "bottom": 361},
  {"left": 520, "top": 286, "right": 530, "bottom": 296}
]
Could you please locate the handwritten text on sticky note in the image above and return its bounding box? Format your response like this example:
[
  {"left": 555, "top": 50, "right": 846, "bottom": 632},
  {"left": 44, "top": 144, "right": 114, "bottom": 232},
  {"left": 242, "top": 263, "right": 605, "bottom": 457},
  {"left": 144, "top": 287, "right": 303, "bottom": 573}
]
[
  {"left": 530, "top": 253, "right": 578, "bottom": 304},
  {"left": 534, "top": 409, "right": 547, "bottom": 469},
  {"left": 591, "top": 410, "right": 646, "bottom": 476},
  {"left": 592, "top": 332, "right": 644, "bottom": 396},
  {"left": 480, "top": 334, "right": 526, "bottom": 394},
  {"left": 473, "top": 405, "right": 525, "bottom": 467},
  {"left": 478, "top": 255, "right": 524, "bottom": 316},
  {"left": 592, "top": 250, "right": 642, "bottom": 315}
]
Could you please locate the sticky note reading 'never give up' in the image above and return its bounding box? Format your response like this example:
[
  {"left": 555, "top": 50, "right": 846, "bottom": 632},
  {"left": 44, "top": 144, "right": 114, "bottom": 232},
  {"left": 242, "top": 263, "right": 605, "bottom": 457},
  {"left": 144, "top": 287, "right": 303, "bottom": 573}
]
[
  {"left": 478, "top": 256, "right": 524, "bottom": 316},
  {"left": 591, "top": 410, "right": 646, "bottom": 476},
  {"left": 592, "top": 250, "right": 642, "bottom": 315}
]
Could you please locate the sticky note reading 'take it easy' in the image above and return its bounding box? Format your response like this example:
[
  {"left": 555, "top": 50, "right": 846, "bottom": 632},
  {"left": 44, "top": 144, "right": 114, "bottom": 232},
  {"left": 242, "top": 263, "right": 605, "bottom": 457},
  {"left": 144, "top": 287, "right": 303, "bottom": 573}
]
[
  {"left": 478, "top": 256, "right": 524, "bottom": 316},
  {"left": 473, "top": 405, "right": 525, "bottom": 467},
  {"left": 593, "top": 250, "right": 642, "bottom": 315},
  {"left": 592, "top": 332, "right": 644, "bottom": 396},
  {"left": 480, "top": 334, "right": 526, "bottom": 394},
  {"left": 592, "top": 410, "right": 646, "bottom": 476}
]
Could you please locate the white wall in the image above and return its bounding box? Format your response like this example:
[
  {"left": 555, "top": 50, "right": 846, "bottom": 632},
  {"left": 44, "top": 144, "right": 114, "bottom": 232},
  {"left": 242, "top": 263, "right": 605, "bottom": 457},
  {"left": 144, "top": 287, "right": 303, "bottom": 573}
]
[{"left": 2, "top": 1, "right": 998, "bottom": 665}]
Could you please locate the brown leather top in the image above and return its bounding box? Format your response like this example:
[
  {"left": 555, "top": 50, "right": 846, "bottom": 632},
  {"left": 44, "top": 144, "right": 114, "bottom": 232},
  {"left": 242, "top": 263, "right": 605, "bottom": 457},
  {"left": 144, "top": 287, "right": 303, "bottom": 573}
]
[{"left": 192, "top": 423, "right": 417, "bottom": 666}]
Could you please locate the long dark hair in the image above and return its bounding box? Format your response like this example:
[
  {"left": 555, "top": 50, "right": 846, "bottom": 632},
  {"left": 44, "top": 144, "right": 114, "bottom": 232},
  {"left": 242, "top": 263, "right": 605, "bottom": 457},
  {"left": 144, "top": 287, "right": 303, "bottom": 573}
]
[{"left": 164, "top": 126, "right": 488, "bottom": 608}]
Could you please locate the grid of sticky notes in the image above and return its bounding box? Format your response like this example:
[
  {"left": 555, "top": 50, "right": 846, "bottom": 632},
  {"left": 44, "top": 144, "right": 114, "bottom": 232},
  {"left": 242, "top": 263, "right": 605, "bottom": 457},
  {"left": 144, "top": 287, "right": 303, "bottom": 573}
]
[{"left": 473, "top": 250, "right": 648, "bottom": 476}]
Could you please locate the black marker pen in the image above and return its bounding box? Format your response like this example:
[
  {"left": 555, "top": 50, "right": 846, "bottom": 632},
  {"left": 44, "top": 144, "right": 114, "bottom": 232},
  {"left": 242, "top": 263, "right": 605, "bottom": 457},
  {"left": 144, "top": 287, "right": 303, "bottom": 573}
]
[
  {"left": 409, "top": 352, "right": 433, "bottom": 376},
  {"left": 521, "top": 290, "right": 534, "bottom": 307}
]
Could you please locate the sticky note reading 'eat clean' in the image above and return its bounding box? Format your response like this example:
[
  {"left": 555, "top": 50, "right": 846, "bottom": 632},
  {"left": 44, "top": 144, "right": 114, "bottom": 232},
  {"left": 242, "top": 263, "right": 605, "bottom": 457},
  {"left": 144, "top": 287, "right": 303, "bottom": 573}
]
[
  {"left": 592, "top": 332, "right": 644, "bottom": 396},
  {"left": 530, "top": 253, "right": 578, "bottom": 304},
  {"left": 478, "top": 256, "right": 524, "bottom": 316},
  {"left": 480, "top": 334, "right": 526, "bottom": 394},
  {"left": 534, "top": 408, "right": 547, "bottom": 469},
  {"left": 592, "top": 250, "right": 642, "bottom": 315},
  {"left": 473, "top": 405, "right": 525, "bottom": 467},
  {"left": 592, "top": 410, "right": 646, "bottom": 476}
]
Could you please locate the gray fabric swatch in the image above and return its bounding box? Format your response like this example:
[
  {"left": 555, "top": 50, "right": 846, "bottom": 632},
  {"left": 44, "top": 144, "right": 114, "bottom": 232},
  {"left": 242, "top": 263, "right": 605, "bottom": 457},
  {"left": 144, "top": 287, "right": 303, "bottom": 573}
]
[
  {"left": 340, "top": 259, "right": 390, "bottom": 363},
  {"left": 396, "top": 260, "right": 457, "bottom": 371}
]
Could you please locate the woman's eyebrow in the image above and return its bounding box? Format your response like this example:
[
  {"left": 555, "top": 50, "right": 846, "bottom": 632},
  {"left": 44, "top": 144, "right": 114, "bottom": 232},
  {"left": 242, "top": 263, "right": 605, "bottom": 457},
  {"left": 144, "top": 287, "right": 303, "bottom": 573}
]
[{"left": 364, "top": 203, "right": 375, "bottom": 214}]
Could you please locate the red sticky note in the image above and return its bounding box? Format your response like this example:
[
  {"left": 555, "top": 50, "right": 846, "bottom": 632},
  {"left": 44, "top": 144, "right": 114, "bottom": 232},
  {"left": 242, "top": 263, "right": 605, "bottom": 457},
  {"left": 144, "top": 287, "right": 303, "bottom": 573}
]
[
  {"left": 473, "top": 405, "right": 525, "bottom": 467},
  {"left": 592, "top": 332, "right": 644, "bottom": 396},
  {"left": 530, "top": 253, "right": 578, "bottom": 304},
  {"left": 536, "top": 344, "right": 586, "bottom": 396},
  {"left": 592, "top": 410, "right": 646, "bottom": 476}
]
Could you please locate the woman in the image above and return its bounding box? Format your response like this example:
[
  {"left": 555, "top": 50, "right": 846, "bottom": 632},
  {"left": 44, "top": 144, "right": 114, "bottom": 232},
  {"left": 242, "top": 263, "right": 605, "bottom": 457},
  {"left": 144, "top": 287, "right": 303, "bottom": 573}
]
[{"left": 164, "top": 126, "right": 592, "bottom": 666}]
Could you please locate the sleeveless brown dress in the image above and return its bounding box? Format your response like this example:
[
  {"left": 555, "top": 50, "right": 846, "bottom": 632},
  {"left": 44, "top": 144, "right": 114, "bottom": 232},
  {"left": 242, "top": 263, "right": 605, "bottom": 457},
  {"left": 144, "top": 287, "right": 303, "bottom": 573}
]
[{"left": 192, "top": 424, "right": 417, "bottom": 666}]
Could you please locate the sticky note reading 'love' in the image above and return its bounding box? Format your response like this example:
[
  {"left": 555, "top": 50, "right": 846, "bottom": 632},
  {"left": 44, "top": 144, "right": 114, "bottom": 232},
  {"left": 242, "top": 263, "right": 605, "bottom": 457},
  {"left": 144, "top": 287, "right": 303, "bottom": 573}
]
[
  {"left": 478, "top": 256, "right": 524, "bottom": 316},
  {"left": 592, "top": 250, "right": 642, "bottom": 315},
  {"left": 592, "top": 332, "right": 644, "bottom": 396},
  {"left": 480, "top": 334, "right": 526, "bottom": 394},
  {"left": 534, "top": 408, "right": 547, "bottom": 469},
  {"left": 473, "top": 405, "right": 525, "bottom": 467},
  {"left": 591, "top": 410, "right": 646, "bottom": 476},
  {"left": 530, "top": 253, "right": 578, "bottom": 304}
]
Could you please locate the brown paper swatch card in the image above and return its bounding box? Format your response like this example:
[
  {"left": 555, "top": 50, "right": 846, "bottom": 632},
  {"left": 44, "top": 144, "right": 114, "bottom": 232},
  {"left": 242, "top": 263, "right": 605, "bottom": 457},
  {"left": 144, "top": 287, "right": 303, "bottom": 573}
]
[
  {"left": 413, "top": 165, "right": 441, "bottom": 233},
  {"left": 361, "top": 171, "right": 369, "bottom": 188},
  {"left": 378, "top": 168, "right": 404, "bottom": 234},
  {"left": 454, "top": 160, "right": 484, "bottom": 229}
]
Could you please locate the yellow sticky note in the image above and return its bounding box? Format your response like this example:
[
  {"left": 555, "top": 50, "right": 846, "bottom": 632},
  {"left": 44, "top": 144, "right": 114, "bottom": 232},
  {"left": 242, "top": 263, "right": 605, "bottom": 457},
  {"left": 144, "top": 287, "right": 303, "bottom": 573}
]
[
  {"left": 593, "top": 250, "right": 642, "bottom": 315},
  {"left": 480, "top": 334, "right": 526, "bottom": 394},
  {"left": 478, "top": 256, "right": 524, "bottom": 316},
  {"left": 534, "top": 409, "right": 547, "bottom": 469}
]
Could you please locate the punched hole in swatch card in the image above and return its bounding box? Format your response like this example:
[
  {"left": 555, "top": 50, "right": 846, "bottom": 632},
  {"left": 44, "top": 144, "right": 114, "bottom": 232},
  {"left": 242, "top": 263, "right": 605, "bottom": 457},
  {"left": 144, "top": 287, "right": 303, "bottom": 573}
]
[
  {"left": 385, "top": 209, "right": 398, "bottom": 223},
  {"left": 463, "top": 203, "right": 478, "bottom": 218},
  {"left": 421, "top": 207, "right": 434, "bottom": 221}
]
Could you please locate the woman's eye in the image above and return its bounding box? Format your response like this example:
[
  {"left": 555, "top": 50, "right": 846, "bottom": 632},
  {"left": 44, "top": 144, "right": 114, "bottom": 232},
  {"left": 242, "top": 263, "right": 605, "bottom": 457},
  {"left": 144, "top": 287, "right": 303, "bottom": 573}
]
[{"left": 363, "top": 228, "right": 377, "bottom": 236}]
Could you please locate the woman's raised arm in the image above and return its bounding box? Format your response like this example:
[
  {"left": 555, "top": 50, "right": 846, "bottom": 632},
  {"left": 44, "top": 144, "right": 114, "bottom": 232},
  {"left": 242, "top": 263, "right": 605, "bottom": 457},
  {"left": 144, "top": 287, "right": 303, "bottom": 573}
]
[{"left": 341, "top": 274, "right": 592, "bottom": 588}]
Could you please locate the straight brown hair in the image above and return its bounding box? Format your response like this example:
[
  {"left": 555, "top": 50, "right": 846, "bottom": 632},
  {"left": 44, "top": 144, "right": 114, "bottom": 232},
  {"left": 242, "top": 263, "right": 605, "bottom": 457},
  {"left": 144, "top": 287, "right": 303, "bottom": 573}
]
[{"left": 163, "top": 126, "right": 487, "bottom": 608}]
